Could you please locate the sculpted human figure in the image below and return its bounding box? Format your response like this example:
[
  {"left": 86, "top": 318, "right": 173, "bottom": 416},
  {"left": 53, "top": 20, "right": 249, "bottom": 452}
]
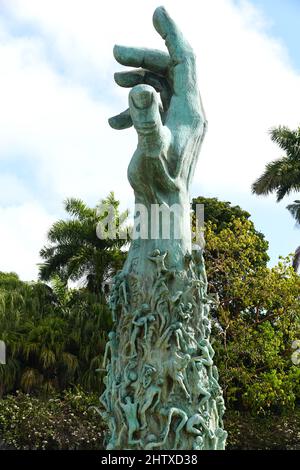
[
  {"left": 191, "top": 359, "right": 211, "bottom": 409},
  {"left": 211, "top": 428, "right": 228, "bottom": 450},
  {"left": 119, "top": 396, "right": 140, "bottom": 445},
  {"left": 99, "top": 376, "right": 109, "bottom": 411},
  {"left": 102, "top": 331, "right": 118, "bottom": 368},
  {"left": 199, "top": 338, "right": 215, "bottom": 361},
  {"left": 99, "top": 364, "right": 114, "bottom": 412},
  {"left": 198, "top": 339, "right": 220, "bottom": 389},
  {"left": 123, "top": 359, "right": 138, "bottom": 391},
  {"left": 142, "top": 364, "right": 157, "bottom": 388},
  {"left": 171, "top": 321, "right": 185, "bottom": 349},
  {"left": 202, "top": 294, "right": 219, "bottom": 325},
  {"left": 155, "top": 298, "right": 169, "bottom": 335},
  {"left": 117, "top": 272, "right": 129, "bottom": 312},
  {"left": 173, "top": 299, "right": 193, "bottom": 323},
  {"left": 193, "top": 248, "right": 207, "bottom": 295},
  {"left": 193, "top": 435, "right": 204, "bottom": 450},
  {"left": 109, "top": 271, "right": 129, "bottom": 321},
  {"left": 139, "top": 369, "right": 163, "bottom": 430},
  {"left": 148, "top": 249, "right": 168, "bottom": 276},
  {"left": 109, "top": 288, "right": 118, "bottom": 323},
  {"left": 216, "top": 395, "right": 226, "bottom": 428},
  {"left": 151, "top": 277, "right": 170, "bottom": 333},
  {"left": 186, "top": 412, "right": 214, "bottom": 439},
  {"left": 157, "top": 320, "right": 181, "bottom": 348},
  {"left": 160, "top": 406, "right": 189, "bottom": 450},
  {"left": 130, "top": 304, "right": 155, "bottom": 357},
  {"left": 152, "top": 274, "right": 169, "bottom": 301},
  {"left": 101, "top": 411, "right": 117, "bottom": 450},
  {"left": 163, "top": 351, "right": 191, "bottom": 401},
  {"left": 184, "top": 252, "right": 195, "bottom": 274},
  {"left": 163, "top": 319, "right": 197, "bottom": 353}
]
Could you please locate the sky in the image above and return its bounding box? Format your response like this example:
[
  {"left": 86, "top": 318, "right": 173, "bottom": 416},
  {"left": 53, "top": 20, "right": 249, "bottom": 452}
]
[
  {"left": 0, "top": 0, "right": 300, "bottom": 281},
  {"left": 250, "top": 0, "right": 300, "bottom": 71}
]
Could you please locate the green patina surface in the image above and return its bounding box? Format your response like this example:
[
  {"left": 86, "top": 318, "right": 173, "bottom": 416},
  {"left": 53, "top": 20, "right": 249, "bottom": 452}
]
[{"left": 101, "top": 6, "right": 227, "bottom": 450}]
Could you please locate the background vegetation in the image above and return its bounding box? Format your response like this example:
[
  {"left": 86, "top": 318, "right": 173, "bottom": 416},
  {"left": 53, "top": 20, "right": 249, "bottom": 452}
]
[{"left": 0, "top": 193, "right": 300, "bottom": 449}]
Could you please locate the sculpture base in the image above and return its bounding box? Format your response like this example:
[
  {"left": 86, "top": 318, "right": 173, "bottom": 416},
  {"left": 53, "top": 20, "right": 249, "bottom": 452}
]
[{"left": 101, "top": 249, "right": 227, "bottom": 450}]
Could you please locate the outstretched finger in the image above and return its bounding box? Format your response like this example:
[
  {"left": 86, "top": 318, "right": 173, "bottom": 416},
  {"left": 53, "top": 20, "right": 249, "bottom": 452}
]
[
  {"left": 108, "top": 108, "right": 133, "bottom": 130},
  {"left": 114, "top": 69, "right": 165, "bottom": 91},
  {"left": 113, "top": 45, "right": 170, "bottom": 75},
  {"left": 153, "top": 6, "right": 194, "bottom": 63},
  {"left": 114, "top": 69, "right": 171, "bottom": 113}
]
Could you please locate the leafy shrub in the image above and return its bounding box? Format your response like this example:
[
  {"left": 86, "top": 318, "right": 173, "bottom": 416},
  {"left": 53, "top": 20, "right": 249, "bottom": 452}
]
[
  {"left": 0, "top": 388, "right": 105, "bottom": 450},
  {"left": 225, "top": 409, "right": 300, "bottom": 450},
  {"left": 242, "top": 367, "right": 300, "bottom": 414},
  {"left": 1, "top": 390, "right": 299, "bottom": 450},
  {"left": 203, "top": 215, "right": 300, "bottom": 414}
]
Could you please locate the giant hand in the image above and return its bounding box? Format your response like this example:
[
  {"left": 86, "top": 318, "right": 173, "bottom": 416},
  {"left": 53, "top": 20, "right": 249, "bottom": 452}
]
[{"left": 109, "top": 6, "right": 207, "bottom": 199}]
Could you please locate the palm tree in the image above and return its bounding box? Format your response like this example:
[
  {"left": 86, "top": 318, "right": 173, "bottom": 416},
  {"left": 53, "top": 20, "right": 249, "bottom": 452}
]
[
  {"left": 0, "top": 272, "right": 112, "bottom": 395},
  {"left": 39, "top": 193, "right": 129, "bottom": 293},
  {"left": 0, "top": 273, "right": 73, "bottom": 395},
  {"left": 252, "top": 125, "right": 300, "bottom": 270}
]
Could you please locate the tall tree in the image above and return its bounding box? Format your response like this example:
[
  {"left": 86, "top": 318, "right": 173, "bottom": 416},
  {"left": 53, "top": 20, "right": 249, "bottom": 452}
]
[
  {"left": 252, "top": 126, "right": 300, "bottom": 220},
  {"left": 192, "top": 196, "right": 269, "bottom": 270},
  {"left": 39, "top": 193, "right": 129, "bottom": 293},
  {"left": 252, "top": 126, "right": 300, "bottom": 270},
  {"left": 191, "top": 206, "right": 300, "bottom": 413},
  {"left": 0, "top": 272, "right": 112, "bottom": 396}
]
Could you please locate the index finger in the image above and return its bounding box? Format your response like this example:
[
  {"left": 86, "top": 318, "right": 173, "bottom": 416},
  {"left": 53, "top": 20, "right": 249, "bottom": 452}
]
[
  {"left": 153, "top": 6, "right": 194, "bottom": 64},
  {"left": 113, "top": 45, "right": 170, "bottom": 75}
]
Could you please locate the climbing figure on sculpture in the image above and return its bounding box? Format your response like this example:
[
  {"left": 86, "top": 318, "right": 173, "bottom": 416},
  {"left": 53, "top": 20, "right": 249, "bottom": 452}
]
[{"left": 129, "top": 304, "right": 155, "bottom": 357}]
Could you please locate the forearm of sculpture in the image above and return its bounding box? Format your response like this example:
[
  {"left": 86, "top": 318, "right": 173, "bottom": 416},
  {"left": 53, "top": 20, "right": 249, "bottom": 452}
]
[
  {"left": 102, "top": 343, "right": 110, "bottom": 368},
  {"left": 145, "top": 148, "right": 178, "bottom": 192},
  {"left": 171, "top": 116, "right": 207, "bottom": 185}
]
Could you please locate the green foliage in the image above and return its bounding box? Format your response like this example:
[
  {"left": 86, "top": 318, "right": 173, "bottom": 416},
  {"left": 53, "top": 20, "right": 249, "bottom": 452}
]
[
  {"left": 193, "top": 196, "right": 257, "bottom": 233},
  {"left": 242, "top": 368, "right": 300, "bottom": 413},
  {"left": 0, "top": 194, "right": 130, "bottom": 395},
  {"left": 0, "top": 272, "right": 111, "bottom": 396},
  {"left": 252, "top": 125, "right": 300, "bottom": 222},
  {"left": 0, "top": 388, "right": 105, "bottom": 450},
  {"left": 1, "top": 194, "right": 300, "bottom": 421},
  {"left": 1, "top": 390, "right": 299, "bottom": 450},
  {"left": 204, "top": 217, "right": 270, "bottom": 304},
  {"left": 225, "top": 408, "right": 300, "bottom": 450},
  {"left": 198, "top": 201, "right": 300, "bottom": 414}
]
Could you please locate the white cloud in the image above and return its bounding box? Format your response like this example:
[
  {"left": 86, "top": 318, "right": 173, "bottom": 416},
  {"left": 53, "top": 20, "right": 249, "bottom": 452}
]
[
  {"left": 0, "top": 0, "right": 300, "bottom": 279},
  {"left": 0, "top": 173, "right": 31, "bottom": 205},
  {"left": 0, "top": 202, "right": 55, "bottom": 280}
]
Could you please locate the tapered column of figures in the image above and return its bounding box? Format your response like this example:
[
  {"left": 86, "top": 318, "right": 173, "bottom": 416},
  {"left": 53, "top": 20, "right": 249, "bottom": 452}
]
[{"left": 100, "top": 7, "right": 227, "bottom": 450}]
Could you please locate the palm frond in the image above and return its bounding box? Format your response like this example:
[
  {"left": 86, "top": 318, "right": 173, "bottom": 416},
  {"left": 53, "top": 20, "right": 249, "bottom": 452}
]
[
  {"left": 64, "top": 198, "right": 94, "bottom": 220},
  {"left": 270, "top": 126, "right": 300, "bottom": 159},
  {"left": 287, "top": 201, "right": 300, "bottom": 225},
  {"left": 292, "top": 245, "right": 300, "bottom": 272},
  {"left": 252, "top": 157, "right": 300, "bottom": 201}
]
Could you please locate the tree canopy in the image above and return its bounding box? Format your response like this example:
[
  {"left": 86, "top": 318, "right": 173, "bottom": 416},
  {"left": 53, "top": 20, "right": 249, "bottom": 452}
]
[
  {"left": 39, "top": 193, "right": 128, "bottom": 293},
  {"left": 252, "top": 126, "right": 300, "bottom": 223},
  {"left": 1, "top": 195, "right": 299, "bottom": 415},
  {"left": 194, "top": 198, "right": 300, "bottom": 413},
  {"left": 0, "top": 272, "right": 111, "bottom": 396}
]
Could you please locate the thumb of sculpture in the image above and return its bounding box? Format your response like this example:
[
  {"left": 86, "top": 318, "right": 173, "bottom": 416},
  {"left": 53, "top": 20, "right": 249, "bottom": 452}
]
[{"left": 129, "top": 84, "right": 164, "bottom": 142}]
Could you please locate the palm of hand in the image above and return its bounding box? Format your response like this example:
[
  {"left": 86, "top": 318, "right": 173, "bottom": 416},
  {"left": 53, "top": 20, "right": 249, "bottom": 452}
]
[{"left": 109, "top": 7, "right": 207, "bottom": 202}]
